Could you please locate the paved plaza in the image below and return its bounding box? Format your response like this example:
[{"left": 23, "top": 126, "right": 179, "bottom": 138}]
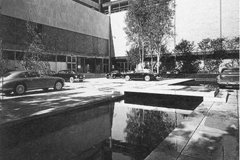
[{"left": 0, "top": 78, "right": 239, "bottom": 160}]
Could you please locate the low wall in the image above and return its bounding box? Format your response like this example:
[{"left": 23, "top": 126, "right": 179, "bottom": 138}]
[
  {"left": 162, "top": 73, "right": 218, "bottom": 80},
  {"left": 84, "top": 73, "right": 106, "bottom": 79},
  {"left": 83, "top": 73, "right": 219, "bottom": 80}
]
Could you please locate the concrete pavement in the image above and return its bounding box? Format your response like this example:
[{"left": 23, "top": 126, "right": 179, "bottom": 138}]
[{"left": 0, "top": 78, "right": 239, "bottom": 160}]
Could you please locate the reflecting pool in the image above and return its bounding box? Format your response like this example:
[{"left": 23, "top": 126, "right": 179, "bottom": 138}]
[
  {"left": 171, "top": 80, "right": 218, "bottom": 91},
  {"left": 0, "top": 94, "right": 203, "bottom": 160}
]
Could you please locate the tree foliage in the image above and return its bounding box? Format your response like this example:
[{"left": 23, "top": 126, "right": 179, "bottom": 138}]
[
  {"left": 198, "top": 38, "right": 223, "bottom": 72},
  {"left": 0, "top": 39, "right": 7, "bottom": 75},
  {"left": 160, "top": 55, "right": 175, "bottom": 72},
  {"left": 222, "top": 36, "right": 239, "bottom": 67},
  {"left": 198, "top": 37, "right": 239, "bottom": 72},
  {"left": 124, "top": 0, "right": 175, "bottom": 73},
  {"left": 124, "top": 108, "right": 175, "bottom": 159},
  {"left": 175, "top": 39, "right": 200, "bottom": 73},
  {"left": 20, "top": 20, "right": 50, "bottom": 74},
  {"left": 126, "top": 47, "right": 141, "bottom": 66}
]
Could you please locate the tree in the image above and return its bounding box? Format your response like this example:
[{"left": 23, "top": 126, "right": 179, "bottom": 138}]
[
  {"left": 124, "top": 0, "right": 150, "bottom": 69},
  {"left": 175, "top": 39, "right": 200, "bottom": 73},
  {"left": 0, "top": 10, "right": 10, "bottom": 76},
  {"left": 126, "top": 46, "right": 141, "bottom": 67},
  {"left": 160, "top": 54, "right": 175, "bottom": 72},
  {"left": 124, "top": 0, "right": 175, "bottom": 73},
  {"left": 124, "top": 108, "right": 175, "bottom": 159},
  {"left": 0, "top": 39, "right": 11, "bottom": 76},
  {"left": 145, "top": 0, "right": 175, "bottom": 73},
  {"left": 222, "top": 36, "right": 239, "bottom": 67},
  {"left": 19, "top": 20, "right": 50, "bottom": 74},
  {"left": 198, "top": 37, "right": 231, "bottom": 73}
]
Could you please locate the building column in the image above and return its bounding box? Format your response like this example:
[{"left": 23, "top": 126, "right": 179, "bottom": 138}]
[
  {"left": 101, "top": 58, "right": 104, "bottom": 73},
  {"left": 98, "top": 0, "right": 102, "bottom": 12}
]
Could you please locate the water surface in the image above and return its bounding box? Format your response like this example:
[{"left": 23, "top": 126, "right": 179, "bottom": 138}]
[{"left": 0, "top": 95, "right": 203, "bottom": 160}]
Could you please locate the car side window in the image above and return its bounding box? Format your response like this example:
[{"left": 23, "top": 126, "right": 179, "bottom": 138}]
[
  {"left": 59, "top": 71, "right": 65, "bottom": 74},
  {"left": 19, "top": 72, "right": 29, "bottom": 78},
  {"left": 223, "top": 69, "right": 237, "bottom": 74},
  {"left": 28, "top": 72, "right": 40, "bottom": 77},
  {"left": 222, "top": 70, "right": 231, "bottom": 74}
]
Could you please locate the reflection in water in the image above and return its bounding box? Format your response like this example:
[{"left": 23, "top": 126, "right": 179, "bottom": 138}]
[
  {"left": 110, "top": 101, "right": 192, "bottom": 160},
  {"left": 0, "top": 95, "right": 202, "bottom": 160},
  {"left": 0, "top": 104, "right": 113, "bottom": 160},
  {"left": 171, "top": 80, "right": 218, "bottom": 91}
]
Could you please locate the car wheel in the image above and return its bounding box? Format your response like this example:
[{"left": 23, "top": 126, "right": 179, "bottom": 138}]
[
  {"left": 112, "top": 75, "right": 116, "bottom": 79},
  {"left": 125, "top": 75, "right": 130, "bottom": 81},
  {"left": 43, "top": 88, "right": 49, "bottom": 92},
  {"left": 69, "top": 77, "right": 74, "bottom": 83},
  {"left": 14, "top": 84, "right": 26, "bottom": 95},
  {"left": 156, "top": 75, "right": 161, "bottom": 79},
  {"left": 54, "top": 81, "right": 63, "bottom": 91},
  {"left": 144, "top": 75, "right": 151, "bottom": 81}
]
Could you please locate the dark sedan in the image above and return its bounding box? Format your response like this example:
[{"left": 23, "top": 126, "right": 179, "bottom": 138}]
[
  {"left": 217, "top": 67, "right": 239, "bottom": 89},
  {"left": 0, "top": 70, "right": 65, "bottom": 95},
  {"left": 53, "top": 70, "right": 85, "bottom": 83},
  {"left": 124, "top": 70, "right": 160, "bottom": 81},
  {"left": 106, "top": 70, "right": 124, "bottom": 79}
]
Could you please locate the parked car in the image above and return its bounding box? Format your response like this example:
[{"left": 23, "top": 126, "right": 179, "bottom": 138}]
[
  {"left": 217, "top": 67, "right": 239, "bottom": 89},
  {"left": 46, "top": 70, "right": 56, "bottom": 76},
  {"left": 53, "top": 70, "right": 85, "bottom": 83},
  {"left": 166, "top": 69, "right": 180, "bottom": 74},
  {"left": 106, "top": 70, "right": 124, "bottom": 79},
  {"left": 124, "top": 70, "right": 160, "bottom": 81},
  {"left": 0, "top": 70, "right": 65, "bottom": 96}
]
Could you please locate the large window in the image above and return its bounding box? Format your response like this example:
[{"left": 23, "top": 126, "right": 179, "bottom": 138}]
[
  {"left": 57, "top": 55, "right": 66, "bottom": 62},
  {"left": 16, "top": 52, "right": 24, "bottom": 60},
  {"left": 66, "top": 56, "right": 77, "bottom": 71},
  {"left": 3, "top": 51, "right": 15, "bottom": 60}
]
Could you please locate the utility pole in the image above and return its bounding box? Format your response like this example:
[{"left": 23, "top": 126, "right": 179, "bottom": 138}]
[
  {"left": 220, "top": 0, "right": 222, "bottom": 40},
  {"left": 0, "top": 7, "right": 3, "bottom": 99},
  {"left": 220, "top": 0, "right": 223, "bottom": 50},
  {"left": 0, "top": 38, "right": 3, "bottom": 100},
  {"left": 108, "top": 5, "right": 112, "bottom": 73},
  {"left": 174, "top": 0, "right": 177, "bottom": 67}
]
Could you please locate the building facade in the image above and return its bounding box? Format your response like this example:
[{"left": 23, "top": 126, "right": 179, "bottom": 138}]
[{"left": 0, "top": 0, "right": 112, "bottom": 73}]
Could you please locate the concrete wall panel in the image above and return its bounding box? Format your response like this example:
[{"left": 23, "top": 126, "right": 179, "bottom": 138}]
[
  {"left": 0, "top": 0, "right": 109, "bottom": 39},
  {"left": 98, "top": 39, "right": 108, "bottom": 56}
]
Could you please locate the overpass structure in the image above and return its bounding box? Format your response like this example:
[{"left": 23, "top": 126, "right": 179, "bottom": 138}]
[
  {"left": 144, "top": 50, "right": 239, "bottom": 61},
  {"left": 174, "top": 50, "right": 239, "bottom": 60},
  {"left": 102, "top": 0, "right": 129, "bottom": 14}
]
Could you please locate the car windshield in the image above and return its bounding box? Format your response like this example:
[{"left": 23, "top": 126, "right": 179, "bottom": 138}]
[
  {"left": 59, "top": 71, "right": 66, "bottom": 74},
  {"left": 222, "top": 68, "right": 239, "bottom": 74},
  {"left": 112, "top": 70, "right": 119, "bottom": 73}
]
